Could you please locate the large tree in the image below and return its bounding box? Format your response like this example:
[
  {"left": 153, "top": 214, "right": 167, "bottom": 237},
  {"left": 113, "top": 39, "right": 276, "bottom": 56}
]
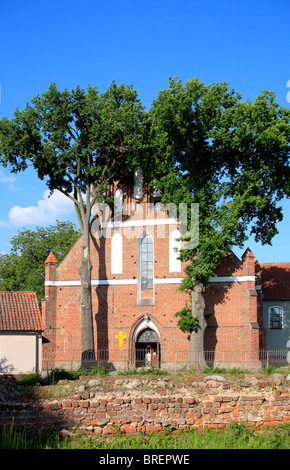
[
  {"left": 150, "top": 77, "right": 290, "bottom": 369},
  {"left": 0, "top": 81, "right": 148, "bottom": 364},
  {"left": 0, "top": 221, "right": 81, "bottom": 305}
]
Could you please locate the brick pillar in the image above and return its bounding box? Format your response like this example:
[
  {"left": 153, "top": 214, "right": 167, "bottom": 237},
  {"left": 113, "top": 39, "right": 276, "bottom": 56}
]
[
  {"left": 241, "top": 247, "right": 256, "bottom": 277},
  {"left": 42, "top": 252, "right": 58, "bottom": 371},
  {"left": 255, "top": 260, "right": 266, "bottom": 350},
  {"left": 242, "top": 248, "right": 261, "bottom": 366}
]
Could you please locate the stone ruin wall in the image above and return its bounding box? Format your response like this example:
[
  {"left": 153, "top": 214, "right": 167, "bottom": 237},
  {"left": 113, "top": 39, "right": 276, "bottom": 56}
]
[{"left": 0, "top": 374, "right": 289, "bottom": 435}]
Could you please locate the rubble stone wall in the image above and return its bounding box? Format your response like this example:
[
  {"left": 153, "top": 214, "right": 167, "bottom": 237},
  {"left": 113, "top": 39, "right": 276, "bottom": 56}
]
[{"left": 0, "top": 375, "right": 289, "bottom": 434}]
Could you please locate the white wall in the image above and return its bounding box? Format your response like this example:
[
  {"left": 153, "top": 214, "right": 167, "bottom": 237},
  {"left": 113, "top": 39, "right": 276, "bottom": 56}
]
[{"left": 0, "top": 333, "right": 42, "bottom": 374}]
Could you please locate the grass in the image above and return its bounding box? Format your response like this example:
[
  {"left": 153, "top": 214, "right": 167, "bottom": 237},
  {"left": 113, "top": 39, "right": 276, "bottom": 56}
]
[
  {"left": 202, "top": 367, "right": 250, "bottom": 375},
  {"left": 117, "top": 367, "right": 169, "bottom": 376},
  {"left": 14, "top": 364, "right": 289, "bottom": 388},
  {"left": 202, "top": 365, "right": 289, "bottom": 375},
  {"left": 1, "top": 422, "right": 289, "bottom": 449},
  {"left": 14, "top": 363, "right": 108, "bottom": 386},
  {"left": 11, "top": 364, "right": 289, "bottom": 387},
  {"left": 63, "top": 422, "right": 290, "bottom": 449}
]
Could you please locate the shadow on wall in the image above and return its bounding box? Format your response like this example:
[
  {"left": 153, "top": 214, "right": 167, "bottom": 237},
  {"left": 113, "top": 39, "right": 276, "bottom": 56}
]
[
  {"left": 0, "top": 375, "right": 74, "bottom": 434},
  {"left": 204, "top": 250, "right": 257, "bottom": 352},
  {"left": 92, "top": 234, "right": 109, "bottom": 351},
  {"left": 0, "top": 357, "right": 16, "bottom": 375}
]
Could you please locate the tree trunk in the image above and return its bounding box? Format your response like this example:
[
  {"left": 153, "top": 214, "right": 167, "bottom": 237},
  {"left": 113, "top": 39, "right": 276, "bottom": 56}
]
[
  {"left": 79, "top": 222, "right": 95, "bottom": 368},
  {"left": 188, "top": 281, "right": 208, "bottom": 370}
]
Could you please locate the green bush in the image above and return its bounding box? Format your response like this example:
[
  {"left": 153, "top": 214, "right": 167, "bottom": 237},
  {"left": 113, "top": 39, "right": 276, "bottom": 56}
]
[
  {"left": 203, "top": 367, "right": 250, "bottom": 375},
  {"left": 16, "top": 372, "right": 43, "bottom": 386},
  {"left": 48, "top": 364, "right": 108, "bottom": 384}
]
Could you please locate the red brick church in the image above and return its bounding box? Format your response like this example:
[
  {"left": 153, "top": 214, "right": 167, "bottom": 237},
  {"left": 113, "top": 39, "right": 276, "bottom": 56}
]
[{"left": 42, "top": 167, "right": 264, "bottom": 371}]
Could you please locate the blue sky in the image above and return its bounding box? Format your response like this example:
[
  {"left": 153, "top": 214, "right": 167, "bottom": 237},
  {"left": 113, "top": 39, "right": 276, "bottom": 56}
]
[{"left": 0, "top": 0, "right": 289, "bottom": 263}]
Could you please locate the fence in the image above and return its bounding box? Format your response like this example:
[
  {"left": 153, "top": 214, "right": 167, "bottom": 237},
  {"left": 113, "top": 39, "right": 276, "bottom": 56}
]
[{"left": 42, "top": 348, "right": 290, "bottom": 373}]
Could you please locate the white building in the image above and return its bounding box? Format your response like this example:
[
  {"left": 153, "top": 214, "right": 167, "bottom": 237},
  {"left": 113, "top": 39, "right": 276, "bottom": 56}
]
[{"left": 0, "top": 291, "right": 43, "bottom": 375}]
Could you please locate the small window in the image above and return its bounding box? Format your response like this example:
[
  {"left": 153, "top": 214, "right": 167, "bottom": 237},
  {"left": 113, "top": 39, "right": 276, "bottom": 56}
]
[
  {"left": 114, "top": 188, "right": 123, "bottom": 215},
  {"left": 269, "top": 306, "right": 284, "bottom": 329},
  {"left": 153, "top": 186, "right": 162, "bottom": 198},
  {"left": 133, "top": 166, "right": 143, "bottom": 199}
]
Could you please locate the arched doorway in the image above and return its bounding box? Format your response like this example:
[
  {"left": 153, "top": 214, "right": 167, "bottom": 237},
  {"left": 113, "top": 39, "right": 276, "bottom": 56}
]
[{"left": 135, "top": 327, "right": 160, "bottom": 368}]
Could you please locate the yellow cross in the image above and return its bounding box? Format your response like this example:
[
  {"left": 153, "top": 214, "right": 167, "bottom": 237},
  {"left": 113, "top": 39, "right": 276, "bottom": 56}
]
[{"left": 115, "top": 330, "right": 127, "bottom": 348}]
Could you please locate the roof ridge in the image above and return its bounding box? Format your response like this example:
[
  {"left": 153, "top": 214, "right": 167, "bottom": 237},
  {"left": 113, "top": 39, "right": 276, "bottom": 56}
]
[
  {"left": 261, "top": 262, "right": 290, "bottom": 266},
  {"left": 0, "top": 290, "right": 37, "bottom": 293}
]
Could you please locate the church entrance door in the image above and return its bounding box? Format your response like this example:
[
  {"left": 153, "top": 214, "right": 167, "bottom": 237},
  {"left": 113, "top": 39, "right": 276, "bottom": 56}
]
[{"left": 135, "top": 327, "right": 160, "bottom": 368}]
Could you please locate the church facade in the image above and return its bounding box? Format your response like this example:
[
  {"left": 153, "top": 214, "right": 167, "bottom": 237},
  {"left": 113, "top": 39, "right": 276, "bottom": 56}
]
[{"left": 42, "top": 168, "right": 264, "bottom": 371}]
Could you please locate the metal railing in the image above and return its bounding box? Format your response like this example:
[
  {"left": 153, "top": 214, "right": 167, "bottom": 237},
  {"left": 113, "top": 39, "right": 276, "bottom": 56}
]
[
  {"left": 42, "top": 348, "right": 290, "bottom": 372},
  {"left": 259, "top": 349, "right": 289, "bottom": 368}
]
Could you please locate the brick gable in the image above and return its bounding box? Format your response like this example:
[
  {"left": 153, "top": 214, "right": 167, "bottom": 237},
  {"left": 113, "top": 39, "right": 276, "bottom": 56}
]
[{"left": 42, "top": 171, "right": 263, "bottom": 370}]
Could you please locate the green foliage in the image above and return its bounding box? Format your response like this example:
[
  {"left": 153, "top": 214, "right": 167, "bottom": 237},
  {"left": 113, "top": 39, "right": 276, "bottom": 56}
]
[
  {"left": 1, "top": 77, "right": 290, "bottom": 345},
  {"left": 149, "top": 76, "right": 290, "bottom": 341},
  {"left": 0, "top": 426, "right": 57, "bottom": 449},
  {"left": 16, "top": 372, "right": 43, "bottom": 386},
  {"left": 118, "top": 368, "right": 168, "bottom": 376},
  {"left": 0, "top": 220, "right": 80, "bottom": 304},
  {"left": 174, "top": 305, "right": 199, "bottom": 332},
  {"left": 15, "top": 365, "right": 108, "bottom": 387},
  {"left": 0, "top": 426, "right": 34, "bottom": 449},
  {"left": 150, "top": 77, "right": 290, "bottom": 291},
  {"left": 57, "top": 422, "right": 290, "bottom": 449},
  {"left": 2, "top": 422, "right": 289, "bottom": 449},
  {"left": 0, "top": 80, "right": 151, "bottom": 355},
  {"left": 0, "top": 81, "right": 150, "bottom": 231},
  {"left": 80, "top": 364, "right": 108, "bottom": 377},
  {"left": 202, "top": 367, "right": 250, "bottom": 375},
  {"left": 262, "top": 365, "right": 277, "bottom": 375}
]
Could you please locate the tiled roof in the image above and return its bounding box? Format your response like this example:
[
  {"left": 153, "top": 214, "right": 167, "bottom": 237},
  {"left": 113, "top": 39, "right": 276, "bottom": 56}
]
[
  {"left": 261, "top": 263, "right": 290, "bottom": 300},
  {"left": 45, "top": 252, "right": 58, "bottom": 264},
  {"left": 0, "top": 291, "right": 43, "bottom": 332}
]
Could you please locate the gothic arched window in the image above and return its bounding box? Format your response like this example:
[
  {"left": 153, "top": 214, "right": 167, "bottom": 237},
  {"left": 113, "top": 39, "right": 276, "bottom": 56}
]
[{"left": 140, "top": 234, "right": 154, "bottom": 290}]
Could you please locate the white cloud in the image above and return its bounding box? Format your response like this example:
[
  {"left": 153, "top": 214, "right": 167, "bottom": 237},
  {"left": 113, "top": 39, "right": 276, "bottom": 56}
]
[
  {"left": 0, "top": 169, "right": 16, "bottom": 190},
  {"left": 0, "top": 169, "right": 15, "bottom": 184},
  {"left": 8, "top": 190, "right": 75, "bottom": 227}
]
